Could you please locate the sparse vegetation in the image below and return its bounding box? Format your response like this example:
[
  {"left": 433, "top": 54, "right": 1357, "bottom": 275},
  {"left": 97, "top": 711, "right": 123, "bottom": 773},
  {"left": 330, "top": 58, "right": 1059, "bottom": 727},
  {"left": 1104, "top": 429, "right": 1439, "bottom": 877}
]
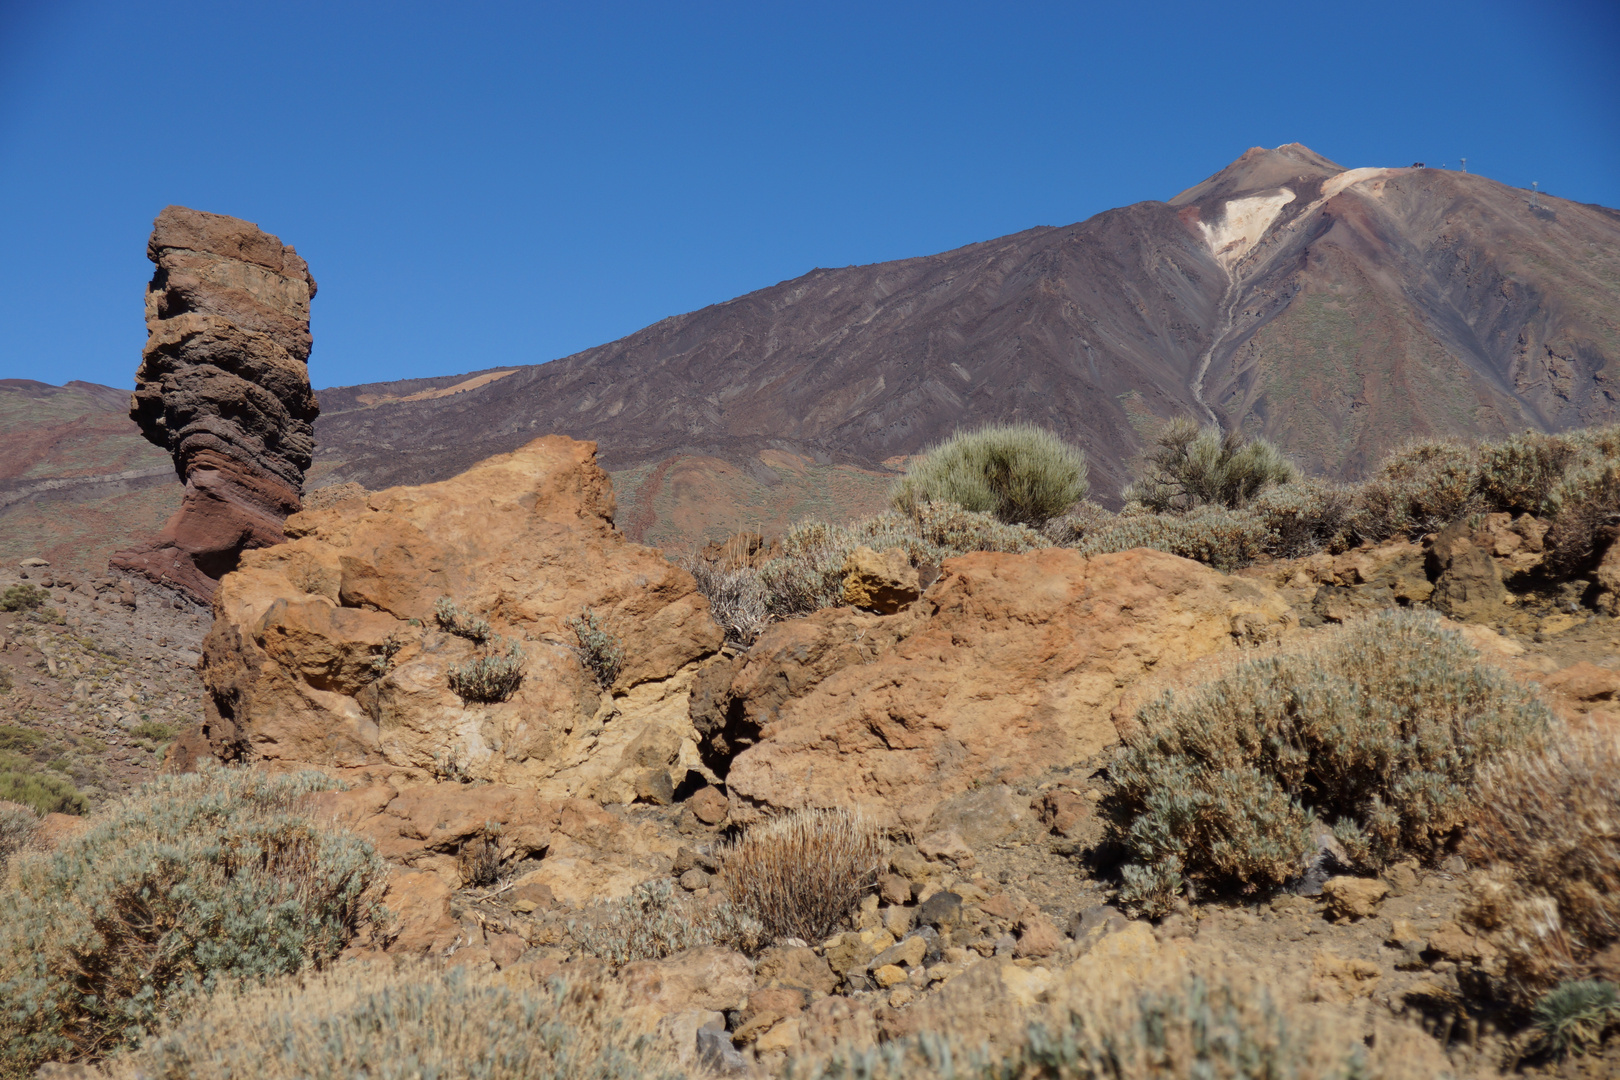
[
  {"left": 1124, "top": 419, "right": 1297, "bottom": 512},
  {"left": 0, "top": 765, "right": 388, "bottom": 1076},
  {"left": 719, "top": 807, "right": 887, "bottom": 942},
  {"left": 568, "top": 608, "right": 624, "bottom": 688},
  {"left": 1113, "top": 610, "right": 1552, "bottom": 914},
  {"left": 569, "top": 878, "right": 763, "bottom": 965},
  {"left": 891, "top": 423, "right": 1089, "bottom": 527},
  {"left": 116, "top": 964, "right": 682, "bottom": 1080},
  {"left": 1465, "top": 729, "right": 1620, "bottom": 992},
  {"left": 0, "top": 584, "right": 46, "bottom": 612},
  {"left": 434, "top": 596, "right": 491, "bottom": 642},
  {"left": 0, "top": 802, "right": 37, "bottom": 872},
  {"left": 683, "top": 557, "right": 770, "bottom": 645},
  {"left": 1530, "top": 979, "right": 1620, "bottom": 1058},
  {"left": 448, "top": 637, "right": 526, "bottom": 702},
  {"left": 0, "top": 748, "right": 86, "bottom": 815},
  {"left": 789, "top": 956, "right": 1458, "bottom": 1080}
]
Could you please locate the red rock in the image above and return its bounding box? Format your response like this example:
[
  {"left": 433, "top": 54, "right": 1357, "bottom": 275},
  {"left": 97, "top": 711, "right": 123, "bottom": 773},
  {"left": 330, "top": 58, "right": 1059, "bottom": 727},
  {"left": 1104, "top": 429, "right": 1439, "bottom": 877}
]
[
  {"left": 688, "top": 785, "right": 729, "bottom": 825},
  {"left": 114, "top": 207, "right": 320, "bottom": 601}
]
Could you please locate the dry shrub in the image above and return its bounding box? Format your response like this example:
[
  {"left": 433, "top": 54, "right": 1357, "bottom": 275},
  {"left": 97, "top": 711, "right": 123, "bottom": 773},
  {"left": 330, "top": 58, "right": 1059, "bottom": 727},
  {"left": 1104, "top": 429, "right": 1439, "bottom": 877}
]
[
  {"left": 1476, "top": 430, "right": 1579, "bottom": 515},
  {"left": 447, "top": 637, "right": 526, "bottom": 702},
  {"left": 891, "top": 423, "right": 1089, "bottom": 526},
  {"left": 1464, "top": 729, "right": 1620, "bottom": 993},
  {"left": 568, "top": 608, "right": 625, "bottom": 688},
  {"left": 1074, "top": 505, "right": 1274, "bottom": 571},
  {"left": 720, "top": 807, "right": 887, "bottom": 942},
  {"left": 568, "top": 878, "right": 763, "bottom": 965},
  {"left": 1123, "top": 418, "right": 1296, "bottom": 512},
  {"left": 787, "top": 954, "right": 1458, "bottom": 1080},
  {"left": 681, "top": 556, "right": 770, "bottom": 645},
  {"left": 1542, "top": 463, "right": 1620, "bottom": 580},
  {"left": 112, "top": 963, "right": 682, "bottom": 1080},
  {"left": 1113, "top": 610, "right": 1552, "bottom": 913},
  {"left": 1355, "top": 438, "right": 1481, "bottom": 541},
  {"left": 0, "top": 765, "right": 388, "bottom": 1077}
]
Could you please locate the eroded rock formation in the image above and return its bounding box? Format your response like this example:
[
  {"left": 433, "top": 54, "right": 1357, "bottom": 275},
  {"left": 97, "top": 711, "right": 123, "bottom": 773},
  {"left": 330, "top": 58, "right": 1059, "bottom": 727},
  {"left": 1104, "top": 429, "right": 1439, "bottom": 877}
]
[
  {"left": 112, "top": 206, "right": 319, "bottom": 600},
  {"left": 182, "top": 435, "right": 724, "bottom": 803},
  {"left": 698, "top": 547, "right": 1295, "bottom": 829}
]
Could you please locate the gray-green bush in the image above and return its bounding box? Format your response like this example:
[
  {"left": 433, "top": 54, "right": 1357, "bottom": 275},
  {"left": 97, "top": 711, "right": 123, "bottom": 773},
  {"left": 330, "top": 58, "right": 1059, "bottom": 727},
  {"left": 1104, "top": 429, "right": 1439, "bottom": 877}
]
[
  {"left": 1124, "top": 419, "right": 1296, "bottom": 512},
  {"left": 0, "top": 749, "right": 86, "bottom": 816},
  {"left": 568, "top": 608, "right": 624, "bottom": 688},
  {"left": 448, "top": 638, "right": 526, "bottom": 702},
  {"left": 0, "top": 765, "right": 388, "bottom": 1076},
  {"left": 0, "top": 584, "right": 46, "bottom": 612},
  {"left": 119, "top": 964, "right": 683, "bottom": 1080},
  {"left": 1112, "top": 610, "right": 1552, "bottom": 914},
  {"left": 890, "top": 424, "right": 1088, "bottom": 526},
  {"left": 0, "top": 802, "right": 37, "bottom": 873},
  {"left": 1531, "top": 979, "right": 1620, "bottom": 1058}
]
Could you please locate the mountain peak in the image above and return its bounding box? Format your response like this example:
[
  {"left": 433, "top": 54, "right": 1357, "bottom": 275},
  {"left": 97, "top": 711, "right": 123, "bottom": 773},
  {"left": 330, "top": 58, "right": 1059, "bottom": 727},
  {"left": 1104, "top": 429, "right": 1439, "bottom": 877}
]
[{"left": 1169, "top": 143, "right": 1347, "bottom": 207}]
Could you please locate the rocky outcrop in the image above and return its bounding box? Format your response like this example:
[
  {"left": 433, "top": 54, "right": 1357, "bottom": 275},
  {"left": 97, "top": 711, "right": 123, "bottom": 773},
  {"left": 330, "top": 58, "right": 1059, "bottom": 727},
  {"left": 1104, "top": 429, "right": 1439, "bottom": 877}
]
[
  {"left": 186, "top": 435, "right": 724, "bottom": 801},
  {"left": 707, "top": 548, "right": 1293, "bottom": 828},
  {"left": 112, "top": 206, "right": 320, "bottom": 600}
]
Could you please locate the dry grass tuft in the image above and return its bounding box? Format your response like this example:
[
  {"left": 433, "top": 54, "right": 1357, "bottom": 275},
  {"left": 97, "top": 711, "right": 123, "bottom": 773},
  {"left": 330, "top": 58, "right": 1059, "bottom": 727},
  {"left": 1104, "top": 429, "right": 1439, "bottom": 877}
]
[
  {"left": 110, "top": 962, "right": 682, "bottom": 1080},
  {"left": 568, "top": 878, "right": 764, "bottom": 965},
  {"left": 1465, "top": 728, "right": 1620, "bottom": 993},
  {"left": 720, "top": 807, "right": 887, "bottom": 942}
]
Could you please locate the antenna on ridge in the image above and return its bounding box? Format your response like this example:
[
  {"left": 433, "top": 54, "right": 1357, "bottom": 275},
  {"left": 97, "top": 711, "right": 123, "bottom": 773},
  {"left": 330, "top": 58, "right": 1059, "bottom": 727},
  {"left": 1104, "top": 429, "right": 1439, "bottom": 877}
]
[
  {"left": 1460, "top": 157, "right": 1467, "bottom": 173},
  {"left": 1530, "top": 181, "right": 1541, "bottom": 210}
]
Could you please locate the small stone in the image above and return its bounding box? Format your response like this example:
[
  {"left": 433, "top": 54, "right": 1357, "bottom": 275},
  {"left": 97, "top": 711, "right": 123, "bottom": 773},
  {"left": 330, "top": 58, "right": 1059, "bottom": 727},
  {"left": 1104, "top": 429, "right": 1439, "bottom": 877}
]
[
  {"left": 993, "top": 933, "right": 1017, "bottom": 956},
  {"left": 873, "top": 964, "right": 908, "bottom": 988},
  {"left": 887, "top": 984, "right": 917, "bottom": 1007},
  {"left": 680, "top": 868, "right": 712, "bottom": 891},
  {"left": 1321, "top": 876, "right": 1389, "bottom": 920},
  {"left": 1014, "top": 913, "right": 1065, "bottom": 957},
  {"left": 878, "top": 873, "right": 913, "bottom": 905},
  {"left": 689, "top": 785, "right": 729, "bottom": 825},
  {"left": 870, "top": 934, "right": 929, "bottom": 971},
  {"left": 917, "top": 891, "right": 964, "bottom": 930},
  {"left": 635, "top": 769, "right": 675, "bottom": 806},
  {"left": 882, "top": 904, "right": 914, "bottom": 938},
  {"left": 824, "top": 933, "right": 876, "bottom": 976},
  {"left": 840, "top": 546, "right": 920, "bottom": 613},
  {"left": 916, "top": 829, "right": 975, "bottom": 867}
]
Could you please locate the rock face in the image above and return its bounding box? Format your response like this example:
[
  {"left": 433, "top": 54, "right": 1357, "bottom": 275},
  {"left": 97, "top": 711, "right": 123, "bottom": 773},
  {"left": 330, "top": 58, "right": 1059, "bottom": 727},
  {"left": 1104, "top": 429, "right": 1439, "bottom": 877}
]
[
  {"left": 112, "top": 206, "right": 320, "bottom": 600},
  {"left": 186, "top": 435, "right": 724, "bottom": 802},
  {"left": 707, "top": 547, "right": 1293, "bottom": 828}
]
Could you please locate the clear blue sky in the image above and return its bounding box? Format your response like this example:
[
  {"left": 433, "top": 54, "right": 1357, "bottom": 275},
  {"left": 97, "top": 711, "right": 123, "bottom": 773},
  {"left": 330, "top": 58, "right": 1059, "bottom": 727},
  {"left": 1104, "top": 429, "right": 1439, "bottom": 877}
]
[{"left": 2, "top": 0, "right": 1615, "bottom": 392}]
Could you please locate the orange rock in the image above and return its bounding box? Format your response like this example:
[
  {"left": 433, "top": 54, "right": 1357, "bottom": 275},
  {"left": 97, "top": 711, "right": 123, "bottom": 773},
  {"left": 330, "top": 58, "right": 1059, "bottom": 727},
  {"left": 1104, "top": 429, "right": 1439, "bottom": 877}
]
[
  {"left": 621, "top": 946, "right": 755, "bottom": 1014},
  {"left": 382, "top": 867, "right": 459, "bottom": 954},
  {"left": 191, "top": 436, "right": 724, "bottom": 802},
  {"left": 724, "top": 548, "right": 1292, "bottom": 827}
]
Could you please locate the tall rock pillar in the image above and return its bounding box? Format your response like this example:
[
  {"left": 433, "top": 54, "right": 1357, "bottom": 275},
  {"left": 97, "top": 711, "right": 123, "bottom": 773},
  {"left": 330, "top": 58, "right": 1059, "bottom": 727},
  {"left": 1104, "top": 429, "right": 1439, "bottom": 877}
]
[{"left": 111, "top": 206, "right": 319, "bottom": 601}]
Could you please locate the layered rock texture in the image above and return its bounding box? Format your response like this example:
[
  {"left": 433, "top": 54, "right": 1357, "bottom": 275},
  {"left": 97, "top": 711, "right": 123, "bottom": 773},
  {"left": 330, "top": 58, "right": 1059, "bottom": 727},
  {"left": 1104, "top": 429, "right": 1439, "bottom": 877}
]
[
  {"left": 112, "top": 206, "right": 320, "bottom": 600},
  {"left": 187, "top": 436, "right": 723, "bottom": 804}
]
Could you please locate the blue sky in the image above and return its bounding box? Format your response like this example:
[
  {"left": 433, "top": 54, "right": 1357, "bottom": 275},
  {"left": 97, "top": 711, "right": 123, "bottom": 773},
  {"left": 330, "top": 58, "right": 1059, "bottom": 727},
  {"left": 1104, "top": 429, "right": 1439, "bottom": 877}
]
[{"left": 1, "top": 0, "right": 1615, "bottom": 391}]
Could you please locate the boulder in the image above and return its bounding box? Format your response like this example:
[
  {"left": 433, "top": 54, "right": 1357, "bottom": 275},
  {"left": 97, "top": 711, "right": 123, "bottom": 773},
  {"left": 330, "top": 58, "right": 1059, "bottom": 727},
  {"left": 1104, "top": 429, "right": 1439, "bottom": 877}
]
[
  {"left": 723, "top": 548, "right": 1292, "bottom": 827},
  {"left": 1427, "top": 520, "right": 1509, "bottom": 622},
  {"left": 113, "top": 206, "right": 321, "bottom": 601},
  {"left": 189, "top": 436, "right": 724, "bottom": 801},
  {"left": 841, "top": 546, "right": 920, "bottom": 613},
  {"left": 621, "top": 946, "right": 755, "bottom": 1014},
  {"left": 309, "top": 780, "right": 682, "bottom": 903},
  {"left": 1321, "top": 876, "right": 1389, "bottom": 920}
]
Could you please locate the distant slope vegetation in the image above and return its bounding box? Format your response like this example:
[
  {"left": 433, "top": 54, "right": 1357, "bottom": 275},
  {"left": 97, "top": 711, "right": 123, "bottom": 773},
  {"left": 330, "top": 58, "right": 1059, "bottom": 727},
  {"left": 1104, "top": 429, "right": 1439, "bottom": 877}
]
[{"left": 311, "top": 145, "right": 1620, "bottom": 539}]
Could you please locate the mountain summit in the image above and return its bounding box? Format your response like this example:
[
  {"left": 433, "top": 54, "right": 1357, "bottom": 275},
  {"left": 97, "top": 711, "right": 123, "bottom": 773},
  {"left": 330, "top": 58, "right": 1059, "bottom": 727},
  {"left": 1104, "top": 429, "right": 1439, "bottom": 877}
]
[{"left": 312, "top": 145, "right": 1620, "bottom": 538}]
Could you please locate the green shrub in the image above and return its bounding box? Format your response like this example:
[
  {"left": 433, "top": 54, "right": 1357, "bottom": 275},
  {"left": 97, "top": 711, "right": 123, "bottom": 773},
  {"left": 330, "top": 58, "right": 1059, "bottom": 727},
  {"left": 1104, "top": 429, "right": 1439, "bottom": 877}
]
[
  {"left": 122, "top": 964, "right": 683, "bottom": 1080},
  {"left": 0, "top": 585, "right": 46, "bottom": 613},
  {"left": 0, "top": 765, "right": 388, "bottom": 1075},
  {"left": 447, "top": 638, "right": 525, "bottom": 703},
  {"left": 568, "top": 878, "right": 763, "bottom": 966},
  {"left": 1124, "top": 419, "right": 1296, "bottom": 512},
  {"left": 1531, "top": 980, "right": 1620, "bottom": 1058},
  {"left": 0, "top": 750, "right": 86, "bottom": 816},
  {"left": 1465, "top": 730, "right": 1620, "bottom": 991},
  {"left": 1112, "top": 610, "right": 1551, "bottom": 913},
  {"left": 567, "top": 608, "right": 624, "bottom": 688},
  {"left": 1074, "top": 506, "right": 1274, "bottom": 571},
  {"left": 719, "top": 807, "right": 887, "bottom": 942},
  {"left": 890, "top": 424, "right": 1089, "bottom": 526},
  {"left": 1542, "top": 463, "right": 1620, "bottom": 580},
  {"left": 1354, "top": 438, "right": 1480, "bottom": 540},
  {"left": 0, "top": 726, "right": 42, "bottom": 753}
]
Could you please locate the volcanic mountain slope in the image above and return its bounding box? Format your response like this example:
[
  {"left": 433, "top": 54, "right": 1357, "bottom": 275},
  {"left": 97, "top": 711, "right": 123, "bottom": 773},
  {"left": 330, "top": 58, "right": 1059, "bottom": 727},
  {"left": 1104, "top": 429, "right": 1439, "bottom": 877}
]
[
  {"left": 312, "top": 143, "right": 1620, "bottom": 540},
  {"left": 0, "top": 379, "right": 179, "bottom": 570}
]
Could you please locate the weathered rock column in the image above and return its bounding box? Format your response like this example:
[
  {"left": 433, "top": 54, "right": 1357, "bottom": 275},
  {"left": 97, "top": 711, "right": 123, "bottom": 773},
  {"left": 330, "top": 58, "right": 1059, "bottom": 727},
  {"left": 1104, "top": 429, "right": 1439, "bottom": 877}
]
[{"left": 111, "top": 206, "right": 319, "bottom": 601}]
